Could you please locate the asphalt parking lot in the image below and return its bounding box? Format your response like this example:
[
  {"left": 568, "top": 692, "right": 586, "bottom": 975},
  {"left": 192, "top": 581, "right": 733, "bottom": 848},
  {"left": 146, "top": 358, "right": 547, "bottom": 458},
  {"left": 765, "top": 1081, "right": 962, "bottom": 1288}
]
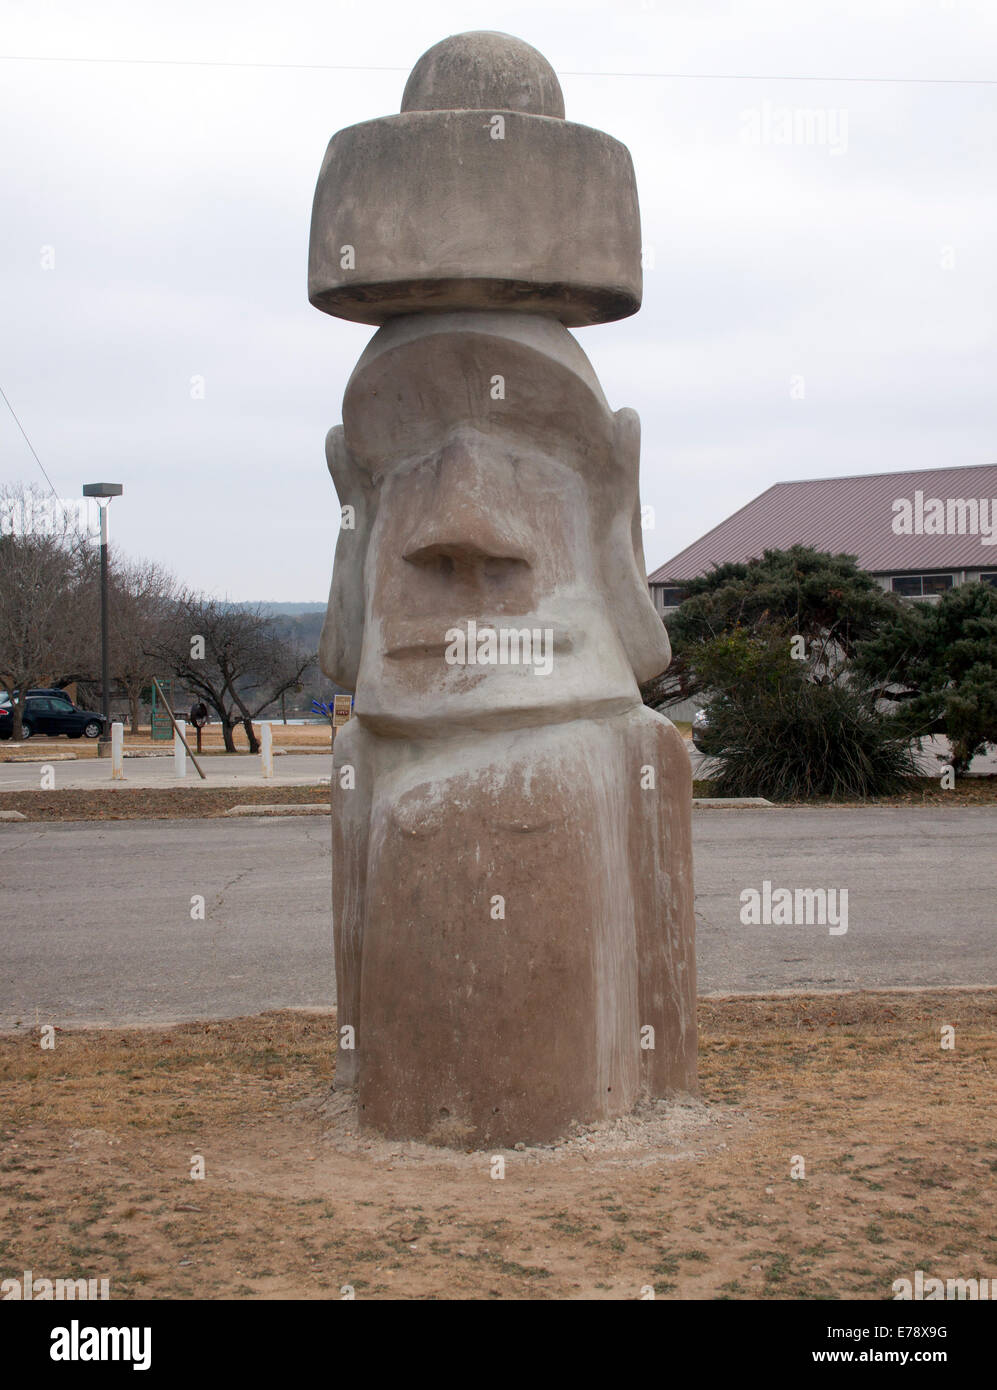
[{"left": 1, "top": 806, "right": 994, "bottom": 1029}]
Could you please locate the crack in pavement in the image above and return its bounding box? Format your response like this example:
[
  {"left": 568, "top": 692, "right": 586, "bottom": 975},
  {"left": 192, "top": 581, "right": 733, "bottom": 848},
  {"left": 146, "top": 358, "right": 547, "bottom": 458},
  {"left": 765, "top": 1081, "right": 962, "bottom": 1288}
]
[{"left": 208, "top": 865, "right": 257, "bottom": 921}]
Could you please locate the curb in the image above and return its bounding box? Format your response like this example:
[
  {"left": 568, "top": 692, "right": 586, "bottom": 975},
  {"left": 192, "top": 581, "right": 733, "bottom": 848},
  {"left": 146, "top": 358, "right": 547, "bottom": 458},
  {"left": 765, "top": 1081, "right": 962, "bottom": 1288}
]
[
  {"left": 693, "top": 797, "right": 773, "bottom": 808},
  {"left": 1, "top": 752, "right": 78, "bottom": 763}
]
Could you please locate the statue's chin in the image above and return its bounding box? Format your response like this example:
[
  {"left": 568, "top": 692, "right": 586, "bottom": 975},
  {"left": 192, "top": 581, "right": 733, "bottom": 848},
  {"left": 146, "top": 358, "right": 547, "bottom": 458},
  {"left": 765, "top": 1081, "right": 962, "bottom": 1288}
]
[
  {"left": 354, "top": 682, "right": 641, "bottom": 739},
  {"left": 354, "top": 602, "right": 642, "bottom": 737}
]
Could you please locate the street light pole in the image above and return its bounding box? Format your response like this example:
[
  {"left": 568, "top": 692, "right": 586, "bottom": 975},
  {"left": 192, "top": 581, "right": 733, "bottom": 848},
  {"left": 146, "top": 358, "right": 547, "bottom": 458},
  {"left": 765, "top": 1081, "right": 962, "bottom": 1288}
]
[
  {"left": 98, "top": 501, "right": 110, "bottom": 749},
  {"left": 83, "top": 483, "right": 123, "bottom": 757}
]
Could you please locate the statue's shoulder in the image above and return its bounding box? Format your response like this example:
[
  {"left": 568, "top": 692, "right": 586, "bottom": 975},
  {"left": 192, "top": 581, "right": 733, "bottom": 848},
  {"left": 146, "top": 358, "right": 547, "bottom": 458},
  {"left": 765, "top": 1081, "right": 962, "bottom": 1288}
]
[
  {"left": 623, "top": 703, "right": 691, "bottom": 773},
  {"left": 332, "top": 712, "right": 369, "bottom": 764}
]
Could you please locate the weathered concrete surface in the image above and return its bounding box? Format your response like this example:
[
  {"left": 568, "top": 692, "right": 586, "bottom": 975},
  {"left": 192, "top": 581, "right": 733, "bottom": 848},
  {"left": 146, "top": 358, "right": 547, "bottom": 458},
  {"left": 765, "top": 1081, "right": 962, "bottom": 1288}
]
[
  {"left": 323, "top": 312, "right": 670, "bottom": 708},
  {"left": 308, "top": 114, "right": 641, "bottom": 326},
  {"left": 332, "top": 709, "right": 695, "bottom": 1146},
  {"left": 401, "top": 30, "right": 565, "bottom": 117},
  {"left": 322, "top": 312, "right": 693, "bottom": 1146},
  {"left": 308, "top": 33, "right": 640, "bottom": 326},
  {"left": 310, "top": 32, "right": 690, "bottom": 1147}
]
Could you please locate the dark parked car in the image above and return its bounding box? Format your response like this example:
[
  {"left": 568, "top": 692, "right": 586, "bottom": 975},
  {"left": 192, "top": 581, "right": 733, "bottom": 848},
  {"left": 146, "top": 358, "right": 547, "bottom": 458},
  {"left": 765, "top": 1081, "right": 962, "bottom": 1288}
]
[
  {"left": 1, "top": 687, "right": 75, "bottom": 705},
  {"left": 0, "top": 693, "right": 106, "bottom": 740}
]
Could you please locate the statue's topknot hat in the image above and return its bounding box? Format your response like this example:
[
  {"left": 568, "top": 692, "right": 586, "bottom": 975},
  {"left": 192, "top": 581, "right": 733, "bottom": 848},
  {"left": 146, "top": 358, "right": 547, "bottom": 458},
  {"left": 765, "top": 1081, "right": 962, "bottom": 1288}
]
[{"left": 308, "top": 30, "right": 642, "bottom": 327}]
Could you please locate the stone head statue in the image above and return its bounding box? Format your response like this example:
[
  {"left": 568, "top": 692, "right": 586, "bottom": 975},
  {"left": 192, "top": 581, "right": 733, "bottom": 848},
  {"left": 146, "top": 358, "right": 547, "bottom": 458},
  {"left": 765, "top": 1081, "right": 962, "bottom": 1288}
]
[
  {"left": 321, "top": 312, "right": 671, "bottom": 735},
  {"left": 309, "top": 32, "right": 697, "bottom": 1146}
]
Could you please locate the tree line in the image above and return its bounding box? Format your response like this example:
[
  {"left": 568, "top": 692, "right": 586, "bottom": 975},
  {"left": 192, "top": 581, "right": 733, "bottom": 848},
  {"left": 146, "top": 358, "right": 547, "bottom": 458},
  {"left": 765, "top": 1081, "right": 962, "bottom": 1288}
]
[{"left": 0, "top": 483, "right": 321, "bottom": 749}]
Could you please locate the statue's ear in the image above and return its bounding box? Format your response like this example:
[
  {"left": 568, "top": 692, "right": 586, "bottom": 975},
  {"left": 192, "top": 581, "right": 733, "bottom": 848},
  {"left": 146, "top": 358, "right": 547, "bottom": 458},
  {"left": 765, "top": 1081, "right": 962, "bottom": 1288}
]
[
  {"left": 604, "top": 408, "right": 671, "bottom": 684},
  {"left": 319, "top": 426, "right": 375, "bottom": 691}
]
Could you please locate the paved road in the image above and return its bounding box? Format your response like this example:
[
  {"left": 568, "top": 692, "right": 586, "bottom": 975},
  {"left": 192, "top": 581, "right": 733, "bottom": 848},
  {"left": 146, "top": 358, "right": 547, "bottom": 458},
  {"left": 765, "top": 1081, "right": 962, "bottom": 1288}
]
[
  {"left": 694, "top": 806, "right": 997, "bottom": 994},
  {"left": 1, "top": 808, "right": 994, "bottom": 1029}
]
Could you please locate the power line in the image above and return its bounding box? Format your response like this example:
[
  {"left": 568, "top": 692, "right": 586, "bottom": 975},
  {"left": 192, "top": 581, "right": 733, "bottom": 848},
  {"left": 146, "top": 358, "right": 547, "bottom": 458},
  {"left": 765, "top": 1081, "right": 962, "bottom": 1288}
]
[
  {"left": 0, "top": 53, "right": 994, "bottom": 85},
  {"left": 565, "top": 70, "right": 995, "bottom": 85},
  {"left": 0, "top": 384, "right": 59, "bottom": 496},
  {"left": 1, "top": 54, "right": 409, "bottom": 73}
]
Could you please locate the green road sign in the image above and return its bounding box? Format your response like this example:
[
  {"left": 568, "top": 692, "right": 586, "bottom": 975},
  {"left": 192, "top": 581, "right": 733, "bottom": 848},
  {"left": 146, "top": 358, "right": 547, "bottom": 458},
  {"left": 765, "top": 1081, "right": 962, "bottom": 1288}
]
[{"left": 150, "top": 678, "right": 176, "bottom": 740}]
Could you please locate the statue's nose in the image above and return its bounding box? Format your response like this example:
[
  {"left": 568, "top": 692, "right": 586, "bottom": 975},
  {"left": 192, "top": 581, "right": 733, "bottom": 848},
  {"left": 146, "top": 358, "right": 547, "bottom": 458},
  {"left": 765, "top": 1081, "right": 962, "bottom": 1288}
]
[{"left": 402, "top": 435, "right": 530, "bottom": 581}]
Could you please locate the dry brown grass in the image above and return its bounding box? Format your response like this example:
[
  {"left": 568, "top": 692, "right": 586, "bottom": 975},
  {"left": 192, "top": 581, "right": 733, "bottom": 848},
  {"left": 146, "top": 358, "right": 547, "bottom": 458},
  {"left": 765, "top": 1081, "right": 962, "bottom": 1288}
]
[
  {"left": 2, "top": 992, "right": 994, "bottom": 1300},
  {"left": 3, "top": 776, "right": 993, "bottom": 824},
  {"left": 692, "top": 777, "right": 997, "bottom": 806},
  {"left": 0, "top": 785, "right": 331, "bottom": 821}
]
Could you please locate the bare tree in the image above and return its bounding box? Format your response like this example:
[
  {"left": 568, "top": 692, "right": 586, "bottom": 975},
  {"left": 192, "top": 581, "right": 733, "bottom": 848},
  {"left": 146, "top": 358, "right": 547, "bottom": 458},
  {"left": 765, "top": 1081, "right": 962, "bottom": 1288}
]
[
  {"left": 156, "top": 594, "right": 316, "bottom": 752},
  {"left": 0, "top": 484, "right": 89, "bottom": 740},
  {"left": 108, "top": 558, "right": 178, "bottom": 734}
]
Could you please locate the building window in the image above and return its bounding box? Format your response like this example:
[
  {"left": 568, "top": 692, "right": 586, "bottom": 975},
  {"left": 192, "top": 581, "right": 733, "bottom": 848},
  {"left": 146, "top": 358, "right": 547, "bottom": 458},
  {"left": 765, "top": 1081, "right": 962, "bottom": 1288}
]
[
  {"left": 981, "top": 573, "right": 997, "bottom": 589},
  {"left": 891, "top": 574, "right": 954, "bottom": 597},
  {"left": 891, "top": 576, "right": 922, "bottom": 597},
  {"left": 656, "top": 586, "right": 688, "bottom": 607}
]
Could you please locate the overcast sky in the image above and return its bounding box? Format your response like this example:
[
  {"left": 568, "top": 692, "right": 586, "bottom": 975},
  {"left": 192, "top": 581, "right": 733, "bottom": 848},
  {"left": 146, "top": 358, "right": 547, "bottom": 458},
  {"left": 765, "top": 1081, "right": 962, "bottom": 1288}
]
[{"left": 2, "top": 0, "right": 995, "bottom": 600}]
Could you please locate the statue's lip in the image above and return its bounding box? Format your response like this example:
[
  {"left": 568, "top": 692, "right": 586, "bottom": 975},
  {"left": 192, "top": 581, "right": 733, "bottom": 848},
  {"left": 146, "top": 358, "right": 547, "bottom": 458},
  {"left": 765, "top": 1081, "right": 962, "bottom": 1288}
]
[
  {"left": 384, "top": 624, "right": 573, "bottom": 661},
  {"left": 386, "top": 641, "right": 451, "bottom": 660}
]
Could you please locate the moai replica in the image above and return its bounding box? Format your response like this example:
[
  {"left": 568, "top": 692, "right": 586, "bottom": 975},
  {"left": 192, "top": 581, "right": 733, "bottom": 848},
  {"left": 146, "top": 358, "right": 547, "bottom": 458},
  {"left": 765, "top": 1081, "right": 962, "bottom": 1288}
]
[{"left": 309, "top": 31, "right": 697, "bottom": 1147}]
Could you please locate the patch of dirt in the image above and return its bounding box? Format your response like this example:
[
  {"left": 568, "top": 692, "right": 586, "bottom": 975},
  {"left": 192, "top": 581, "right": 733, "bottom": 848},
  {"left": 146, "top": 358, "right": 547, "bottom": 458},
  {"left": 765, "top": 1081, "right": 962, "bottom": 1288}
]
[
  {"left": 6, "top": 776, "right": 994, "bottom": 824},
  {"left": 0, "top": 785, "right": 331, "bottom": 822},
  {"left": 2, "top": 992, "right": 994, "bottom": 1300},
  {"left": 314, "top": 1086, "right": 741, "bottom": 1170}
]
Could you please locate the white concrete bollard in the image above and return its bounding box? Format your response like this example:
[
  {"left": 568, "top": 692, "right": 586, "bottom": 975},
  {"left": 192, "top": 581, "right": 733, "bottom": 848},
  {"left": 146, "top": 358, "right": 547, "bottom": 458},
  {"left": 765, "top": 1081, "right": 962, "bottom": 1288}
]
[
  {"left": 110, "top": 722, "right": 124, "bottom": 780},
  {"left": 174, "top": 719, "right": 187, "bottom": 778},
  {"left": 260, "top": 722, "right": 273, "bottom": 779}
]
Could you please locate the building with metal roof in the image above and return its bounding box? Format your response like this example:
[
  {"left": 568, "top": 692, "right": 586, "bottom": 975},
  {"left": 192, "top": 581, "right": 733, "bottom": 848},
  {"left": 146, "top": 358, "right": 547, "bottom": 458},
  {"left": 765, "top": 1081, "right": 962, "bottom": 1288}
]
[{"left": 648, "top": 462, "right": 997, "bottom": 617}]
